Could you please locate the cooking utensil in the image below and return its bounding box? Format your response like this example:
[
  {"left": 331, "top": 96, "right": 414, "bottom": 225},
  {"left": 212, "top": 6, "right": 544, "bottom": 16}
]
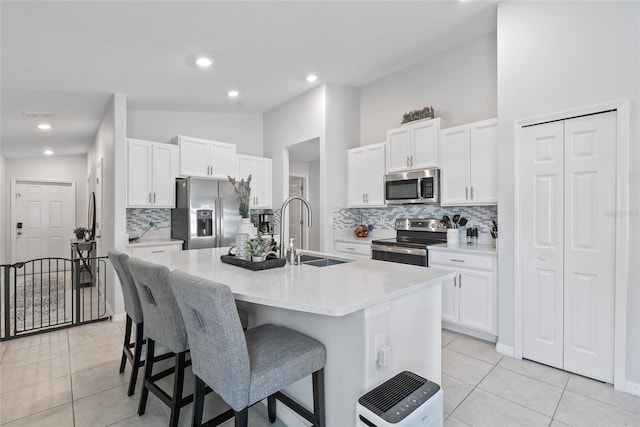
[
  {"left": 458, "top": 217, "right": 468, "bottom": 227},
  {"left": 443, "top": 215, "right": 451, "bottom": 229},
  {"left": 452, "top": 215, "right": 460, "bottom": 228}
]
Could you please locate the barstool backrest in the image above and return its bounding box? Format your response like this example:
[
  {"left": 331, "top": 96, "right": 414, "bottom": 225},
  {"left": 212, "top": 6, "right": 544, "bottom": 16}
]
[
  {"left": 108, "top": 249, "right": 143, "bottom": 324},
  {"left": 128, "top": 258, "right": 188, "bottom": 353},
  {"left": 171, "top": 270, "right": 251, "bottom": 410}
]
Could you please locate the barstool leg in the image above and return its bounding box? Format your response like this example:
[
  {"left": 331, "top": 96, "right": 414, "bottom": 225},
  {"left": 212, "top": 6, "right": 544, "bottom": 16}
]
[
  {"left": 234, "top": 408, "right": 249, "bottom": 427},
  {"left": 138, "top": 338, "right": 155, "bottom": 416},
  {"left": 127, "top": 321, "right": 144, "bottom": 396},
  {"left": 267, "top": 394, "right": 276, "bottom": 422},
  {"left": 312, "top": 368, "right": 325, "bottom": 427},
  {"left": 193, "top": 375, "right": 206, "bottom": 427},
  {"left": 169, "top": 351, "right": 186, "bottom": 427},
  {"left": 120, "top": 315, "right": 132, "bottom": 373}
]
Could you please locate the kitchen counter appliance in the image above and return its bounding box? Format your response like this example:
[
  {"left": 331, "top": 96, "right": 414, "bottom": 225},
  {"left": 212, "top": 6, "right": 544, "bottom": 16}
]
[
  {"left": 372, "top": 218, "right": 447, "bottom": 266},
  {"left": 171, "top": 177, "right": 241, "bottom": 249}
]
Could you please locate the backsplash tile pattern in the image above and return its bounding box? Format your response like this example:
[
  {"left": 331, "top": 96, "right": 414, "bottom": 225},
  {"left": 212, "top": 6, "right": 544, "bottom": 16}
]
[
  {"left": 126, "top": 208, "right": 171, "bottom": 232},
  {"left": 334, "top": 205, "right": 497, "bottom": 233}
]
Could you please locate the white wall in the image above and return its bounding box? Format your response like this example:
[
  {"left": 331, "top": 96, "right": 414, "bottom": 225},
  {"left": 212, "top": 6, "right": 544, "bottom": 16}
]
[
  {"left": 309, "top": 159, "right": 321, "bottom": 251},
  {"left": 360, "top": 32, "right": 497, "bottom": 145},
  {"left": 87, "top": 94, "right": 127, "bottom": 318},
  {"left": 127, "top": 110, "right": 263, "bottom": 156},
  {"left": 3, "top": 155, "right": 88, "bottom": 262},
  {"left": 0, "top": 153, "right": 5, "bottom": 263},
  {"left": 497, "top": 1, "right": 640, "bottom": 385}
]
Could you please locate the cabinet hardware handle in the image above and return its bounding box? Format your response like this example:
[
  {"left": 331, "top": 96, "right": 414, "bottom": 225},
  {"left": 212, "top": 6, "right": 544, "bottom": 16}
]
[
  {"left": 459, "top": 274, "right": 462, "bottom": 288},
  {"left": 148, "top": 193, "right": 151, "bottom": 203},
  {"left": 465, "top": 187, "right": 468, "bottom": 200},
  {"left": 151, "top": 250, "right": 164, "bottom": 254},
  {"left": 346, "top": 247, "right": 355, "bottom": 251},
  {"left": 362, "top": 193, "right": 365, "bottom": 202},
  {"left": 470, "top": 186, "right": 474, "bottom": 200},
  {"left": 365, "top": 193, "right": 368, "bottom": 203},
  {"left": 454, "top": 276, "right": 457, "bottom": 287},
  {"left": 410, "top": 155, "right": 414, "bottom": 166},
  {"left": 407, "top": 156, "right": 410, "bottom": 167},
  {"left": 450, "top": 259, "right": 465, "bottom": 263},
  {"left": 153, "top": 193, "right": 156, "bottom": 203}
]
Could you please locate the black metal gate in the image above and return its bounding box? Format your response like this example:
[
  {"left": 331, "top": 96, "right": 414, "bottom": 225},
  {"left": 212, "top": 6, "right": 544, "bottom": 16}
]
[{"left": 1, "top": 256, "right": 109, "bottom": 341}]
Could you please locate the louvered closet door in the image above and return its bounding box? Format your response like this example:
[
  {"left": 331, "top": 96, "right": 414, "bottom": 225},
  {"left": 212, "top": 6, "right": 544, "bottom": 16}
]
[
  {"left": 522, "top": 111, "right": 616, "bottom": 383},
  {"left": 563, "top": 112, "right": 615, "bottom": 382},
  {"left": 521, "top": 122, "right": 565, "bottom": 369}
]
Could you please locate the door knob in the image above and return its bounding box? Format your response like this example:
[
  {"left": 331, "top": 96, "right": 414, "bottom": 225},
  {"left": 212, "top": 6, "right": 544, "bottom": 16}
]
[{"left": 17, "top": 231, "right": 22, "bottom": 235}]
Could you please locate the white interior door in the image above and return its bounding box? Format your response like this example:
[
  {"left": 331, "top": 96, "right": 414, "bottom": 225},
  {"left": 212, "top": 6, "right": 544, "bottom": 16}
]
[
  {"left": 562, "top": 112, "right": 616, "bottom": 382},
  {"left": 521, "top": 112, "right": 616, "bottom": 382},
  {"left": 12, "top": 180, "right": 76, "bottom": 262},
  {"left": 521, "top": 122, "right": 565, "bottom": 369}
]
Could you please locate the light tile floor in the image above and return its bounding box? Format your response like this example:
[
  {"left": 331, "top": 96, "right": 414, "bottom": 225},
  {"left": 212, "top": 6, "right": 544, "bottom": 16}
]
[{"left": 1, "top": 322, "right": 639, "bottom": 426}]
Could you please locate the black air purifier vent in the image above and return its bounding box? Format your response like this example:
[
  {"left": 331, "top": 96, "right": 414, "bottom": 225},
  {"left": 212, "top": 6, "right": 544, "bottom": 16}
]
[{"left": 358, "top": 371, "right": 426, "bottom": 415}]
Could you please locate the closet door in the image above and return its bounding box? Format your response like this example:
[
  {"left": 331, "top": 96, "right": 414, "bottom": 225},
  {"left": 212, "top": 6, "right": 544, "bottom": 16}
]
[
  {"left": 563, "top": 112, "right": 616, "bottom": 382},
  {"left": 521, "top": 122, "right": 565, "bottom": 369}
]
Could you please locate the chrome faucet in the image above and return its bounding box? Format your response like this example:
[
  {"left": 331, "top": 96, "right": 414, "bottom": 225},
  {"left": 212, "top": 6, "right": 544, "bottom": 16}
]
[{"left": 279, "top": 196, "right": 312, "bottom": 258}]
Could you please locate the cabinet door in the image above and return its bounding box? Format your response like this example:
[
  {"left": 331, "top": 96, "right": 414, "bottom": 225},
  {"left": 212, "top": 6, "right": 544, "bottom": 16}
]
[
  {"left": 458, "top": 270, "right": 495, "bottom": 334},
  {"left": 152, "top": 143, "right": 177, "bottom": 207},
  {"left": 386, "top": 127, "right": 411, "bottom": 172},
  {"left": 366, "top": 143, "right": 386, "bottom": 206},
  {"left": 348, "top": 148, "right": 367, "bottom": 207},
  {"left": 127, "top": 139, "right": 152, "bottom": 207},
  {"left": 440, "top": 273, "right": 458, "bottom": 324},
  {"left": 411, "top": 120, "right": 439, "bottom": 169},
  {"left": 179, "top": 137, "right": 210, "bottom": 177},
  {"left": 252, "top": 157, "right": 272, "bottom": 209},
  {"left": 208, "top": 141, "right": 237, "bottom": 179},
  {"left": 440, "top": 126, "right": 471, "bottom": 205},
  {"left": 469, "top": 119, "right": 498, "bottom": 204}
]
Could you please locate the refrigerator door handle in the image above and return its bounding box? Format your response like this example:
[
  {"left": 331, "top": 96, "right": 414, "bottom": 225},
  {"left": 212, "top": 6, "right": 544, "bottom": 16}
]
[{"left": 218, "top": 197, "right": 224, "bottom": 247}]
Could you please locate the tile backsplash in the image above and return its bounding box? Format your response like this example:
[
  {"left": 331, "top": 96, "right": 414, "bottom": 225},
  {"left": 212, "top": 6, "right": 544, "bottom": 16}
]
[
  {"left": 126, "top": 209, "right": 171, "bottom": 233},
  {"left": 333, "top": 205, "right": 497, "bottom": 233}
]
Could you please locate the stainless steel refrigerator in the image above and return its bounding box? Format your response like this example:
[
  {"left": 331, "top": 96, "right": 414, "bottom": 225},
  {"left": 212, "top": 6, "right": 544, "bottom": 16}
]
[{"left": 171, "top": 177, "right": 242, "bottom": 249}]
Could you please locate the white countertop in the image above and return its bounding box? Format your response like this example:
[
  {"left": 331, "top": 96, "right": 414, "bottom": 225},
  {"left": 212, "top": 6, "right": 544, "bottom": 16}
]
[
  {"left": 126, "top": 238, "right": 184, "bottom": 249},
  {"left": 427, "top": 242, "right": 497, "bottom": 256},
  {"left": 146, "top": 247, "right": 455, "bottom": 317}
]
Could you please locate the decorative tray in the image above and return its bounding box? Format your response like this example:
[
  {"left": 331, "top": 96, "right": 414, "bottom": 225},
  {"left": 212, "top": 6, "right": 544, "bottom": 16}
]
[{"left": 220, "top": 254, "right": 286, "bottom": 271}]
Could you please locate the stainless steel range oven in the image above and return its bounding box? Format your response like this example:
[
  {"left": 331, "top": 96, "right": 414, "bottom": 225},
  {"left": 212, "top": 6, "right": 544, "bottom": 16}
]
[{"left": 371, "top": 218, "right": 447, "bottom": 266}]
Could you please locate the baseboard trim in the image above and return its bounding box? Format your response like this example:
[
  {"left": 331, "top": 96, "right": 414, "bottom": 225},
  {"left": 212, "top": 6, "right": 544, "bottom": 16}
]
[
  {"left": 625, "top": 381, "right": 640, "bottom": 397},
  {"left": 495, "top": 342, "right": 515, "bottom": 357},
  {"left": 106, "top": 301, "right": 126, "bottom": 323}
]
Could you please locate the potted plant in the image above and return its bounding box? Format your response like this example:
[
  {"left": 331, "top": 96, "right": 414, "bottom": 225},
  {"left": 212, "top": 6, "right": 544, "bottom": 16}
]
[
  {"left": 73, "top": 226, "right": 88, "bottom": 240},
  {"left": 228, "top": 174, "right": 252, "bottom": 219},
  {"left": 246, "top": 234, "right": 276, "bottom": 262}
]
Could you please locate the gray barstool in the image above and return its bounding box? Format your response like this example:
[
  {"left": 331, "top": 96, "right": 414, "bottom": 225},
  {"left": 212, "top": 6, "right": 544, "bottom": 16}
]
[
  {"left": 127, "top": 258, "right": 193, "bottom": 427},
  {"left": 108, "top": 249, "right": 173, "bottom": 396},
  {"left": 171, "top": 270, "right": 326, "bottom": 427}
]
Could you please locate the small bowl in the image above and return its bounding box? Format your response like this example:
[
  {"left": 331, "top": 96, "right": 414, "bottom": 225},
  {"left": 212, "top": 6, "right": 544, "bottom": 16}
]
[{"left": 355, "top": 230, "right": 369, "bottom": 238}]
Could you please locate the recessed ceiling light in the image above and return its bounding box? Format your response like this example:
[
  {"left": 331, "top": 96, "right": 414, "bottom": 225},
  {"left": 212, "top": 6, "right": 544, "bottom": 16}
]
[
  {"left": 306, "top": 74, "right": 318, "bottom": 82},
  {"left": 196, "top": 57, "right": 213, "bottom": 67},
  {"left": 38, "top": 123, "right": 51, "bottom": 130},
  {"left": 43, "top": 150, "right": 53, "bottom": 156},
  {"left": 228, "top": 90, "right": 239, "bottom": 98}
]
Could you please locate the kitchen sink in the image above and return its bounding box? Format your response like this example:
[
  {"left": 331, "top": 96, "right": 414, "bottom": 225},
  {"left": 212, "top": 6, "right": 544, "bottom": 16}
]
[{"left": 298, "top": 254, "right": 352, "bottom": 267}]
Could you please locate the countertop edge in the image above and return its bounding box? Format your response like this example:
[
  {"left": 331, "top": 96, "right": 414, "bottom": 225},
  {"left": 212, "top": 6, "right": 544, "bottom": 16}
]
[{"left": 427, "top": 242, "right": 497, "bottom": 256}]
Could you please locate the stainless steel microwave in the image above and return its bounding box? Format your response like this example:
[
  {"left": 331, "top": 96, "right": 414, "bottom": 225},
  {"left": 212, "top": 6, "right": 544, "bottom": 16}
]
[{"left": 384, "top": 168, "right": 440, "bottom": 204}]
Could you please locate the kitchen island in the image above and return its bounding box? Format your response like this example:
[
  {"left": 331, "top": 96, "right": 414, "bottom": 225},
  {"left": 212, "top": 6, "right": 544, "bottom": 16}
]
[{"left": 145, "top": 247, "right": 455, "bottom": 426}]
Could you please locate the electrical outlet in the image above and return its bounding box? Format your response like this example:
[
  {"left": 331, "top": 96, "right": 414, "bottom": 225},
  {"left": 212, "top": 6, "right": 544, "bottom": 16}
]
[{"left": 377, "top": 345, "right": 391, "bottom": 367}]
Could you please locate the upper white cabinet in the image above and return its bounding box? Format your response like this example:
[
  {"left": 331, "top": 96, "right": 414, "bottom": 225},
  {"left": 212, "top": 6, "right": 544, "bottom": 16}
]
[
  {"left": 440, "top": 118, "right": 497, "bottom": 206},
  {"left": 238, "top": 155, "right": 272, "bottom": 209},
  {"left": 386, "top": 118, "right": 448, "bottom": 172},
  {"left": 175, "top": 135, "right": 237, "bottom": 179},
  {"left": 127, "top": 139, "right": 178, "bottom": 208},
  {"left": 348, "top": 142, "right": 386, "bottom": 207}
]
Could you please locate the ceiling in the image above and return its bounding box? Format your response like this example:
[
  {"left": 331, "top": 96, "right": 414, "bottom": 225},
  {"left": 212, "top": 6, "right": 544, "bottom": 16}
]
[{"left": 1, "top": 1, "right": 497, "bottom": 159}]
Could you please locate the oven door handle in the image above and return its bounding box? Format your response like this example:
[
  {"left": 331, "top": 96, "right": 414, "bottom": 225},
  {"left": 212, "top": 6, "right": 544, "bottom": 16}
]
[{"left": 371, "top": 244, "right": 427, "bottom": 257}]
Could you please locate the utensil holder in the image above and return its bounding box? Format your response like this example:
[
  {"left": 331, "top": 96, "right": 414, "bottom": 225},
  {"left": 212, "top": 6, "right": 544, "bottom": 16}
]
[{"left": 447, "top": 229, "right": 459, "bottom": 245}]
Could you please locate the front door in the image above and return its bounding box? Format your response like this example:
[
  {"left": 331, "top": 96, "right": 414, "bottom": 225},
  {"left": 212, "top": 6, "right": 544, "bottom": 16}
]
[{"left": 12, "top": 180, "right": 76, "bottom": 262}]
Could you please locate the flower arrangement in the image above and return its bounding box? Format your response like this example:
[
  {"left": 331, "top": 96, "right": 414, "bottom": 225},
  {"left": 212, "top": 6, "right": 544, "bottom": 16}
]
[
  {"left": 355, "top": 224, "right": 374, "bottom": 238},
  {"left": 246, "top": 233, "right": 276, "bottom": 261},
  {"left": 228, "top": 174, "right": 252, "bottom": 218},
  {"left": 73, "top": 226, "right": 88, "bottom": 240}
]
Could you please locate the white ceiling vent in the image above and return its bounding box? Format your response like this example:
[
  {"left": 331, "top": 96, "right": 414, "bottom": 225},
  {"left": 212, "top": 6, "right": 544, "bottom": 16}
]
[{"left": 22, "top": 111, "right": 55, "bottom": 118}]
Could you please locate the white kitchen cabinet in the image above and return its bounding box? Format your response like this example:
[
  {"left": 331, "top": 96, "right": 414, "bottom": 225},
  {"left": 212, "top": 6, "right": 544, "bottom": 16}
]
[
  {"left": 348, "top": 142, "right": 386, "bottom": 207},
  {"left": 430, "top": 249, "right": 497, "bottom": 336},
  {"left": 126, "top": 241, "right": 183, "bottom": 258},
  {"left": 238, "top": 154, "right": 272, "bottom": 209},
  {"left": 127, "top": 139, "right": 178, "bottom": 208},
  {"left": 334, "top": 240, "right": 371, "bottom": 258},
  {"left": 175, "top": 135, "right": 237, "bottom": 179},
  {"left": 440, "top": 118, "right": 497, "bottom": 206},
  {"left": 386, "top": 118, "right": 447, "bottom": 172}
]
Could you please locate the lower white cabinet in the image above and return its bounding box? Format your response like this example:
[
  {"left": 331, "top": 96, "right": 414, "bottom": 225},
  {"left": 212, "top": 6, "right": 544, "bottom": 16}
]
[
  {"left": 430, "top": 249, "right": 497, "bottom": 335},
  {"left": 126, "top": 241, "right": 183, "bottom": 258},
  {"left": 334, "top": 240, "right": 371, "bottom": 258}
]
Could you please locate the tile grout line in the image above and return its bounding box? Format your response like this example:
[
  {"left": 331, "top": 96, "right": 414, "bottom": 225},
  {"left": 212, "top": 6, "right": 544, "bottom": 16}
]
[
  {"left": 66, "top": 330, "right": 77, "bottom": 427},
  {"left": 549, "top": 374, "right": 570, "bottom": 426}
]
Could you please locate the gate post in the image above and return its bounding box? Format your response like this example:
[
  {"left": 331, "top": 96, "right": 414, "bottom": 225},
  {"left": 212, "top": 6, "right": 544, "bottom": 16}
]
[
  {"left": 3, "top": 266, "right": 10, "bottom": 339},
  {"left": 73, "top": 258, "right": 81, "bottom": 325}
]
